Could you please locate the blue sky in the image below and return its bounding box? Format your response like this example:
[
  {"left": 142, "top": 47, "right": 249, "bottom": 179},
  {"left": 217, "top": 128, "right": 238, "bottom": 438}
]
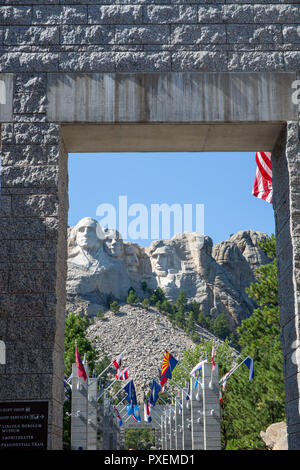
[{"left": 68, "top": 152, "right": 275, "bottom": 247}]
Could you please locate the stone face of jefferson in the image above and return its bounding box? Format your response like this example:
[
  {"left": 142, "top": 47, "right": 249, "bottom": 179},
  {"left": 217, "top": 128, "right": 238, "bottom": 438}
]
[{"left": 103, "top": 228, "right": 124, "bottom": 259}]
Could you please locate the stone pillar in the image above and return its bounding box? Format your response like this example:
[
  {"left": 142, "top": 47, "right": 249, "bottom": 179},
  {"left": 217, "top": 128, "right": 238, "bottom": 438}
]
[
  {"left": 164, "top": 409, "right": 169, "bottom": 450},
  {"left": 190, "top": 376, "right": 204, "bottom": 449},
  {"left": 161, "top": 414, "right": 165, "bottom": 450},
  {"left": 272, "top": 122, "right": 300, "bottom": 450},
  {"left": 0, "top": 95, "right": 68, "bottom": 449},
  {"left": 87, "top": 377, "right": 98, "bottom": 450},
  {"left": 168, "top": 405, "right": 175, "bottom": 450},
  {"left": 203, "top": 362, "right": 221, "bottom": 450},
  {"left": 118, "top": 426, "right": 125, "bottom": 450},
  {"left": 155, "top": 425, "right": 162, "bottom": 449},
  {"left": 174, "top": 399, "right": 182, "bottom": 450},
  {"left": 102, "top": 396, "right": 111, "bottom": 450},
  {"left": 71, "top": 363, "right": 88, "bottom": 450},
  {"left": 181, "top": 388, "right": 192, "bottom": 450},
  {"left": 168, "top": 405, "right": 171, "bottom": 450},
  {"left": 112, "top": 417, "right": 118, "bottom": 450}
]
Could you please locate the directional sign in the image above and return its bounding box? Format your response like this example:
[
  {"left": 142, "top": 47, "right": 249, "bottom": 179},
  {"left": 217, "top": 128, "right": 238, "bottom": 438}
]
[{"left": 0, "top": 401, "right": 48, "bottom": 450}]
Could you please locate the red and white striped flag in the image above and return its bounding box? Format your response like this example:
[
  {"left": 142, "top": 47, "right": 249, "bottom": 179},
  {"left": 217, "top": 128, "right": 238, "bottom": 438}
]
[
  {"left": 113, "top": 353, "right": 122, "bottom": 371},
  {"left": 116, "top": 367, "right": 129, "bottom": 381},
  {"left": 252, "top": 152, "right": 273, "bottom": 204}
]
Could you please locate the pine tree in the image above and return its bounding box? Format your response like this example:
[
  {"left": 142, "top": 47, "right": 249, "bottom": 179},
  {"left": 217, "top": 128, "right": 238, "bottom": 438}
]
[
  {"left": 127, "top": 287, "right": 139, "bottom": 304},
  {"left": 64, "top": 313, "right": 98, "bottom": 377},
  {"left": 197, "top": 311, "right": 213, "bottom": 331},
  {"left": 175, "top": 305, "right": 185, "bottom": 328},
  {"left": 213, "top": 312, "right": 230, "bottom": 340},
  {"left": 176, "top": 290, "right": 187, "bottom": 310},
  {"left": 223, "top": 235, "right": 285, "bottom": 450},
  {"left": 141, "top": 298, "right": 150, "bottom": 309},
  {"left": 150, "top": 287, "right": 166, "bottom": 305},
  {"left": 110, "top": 300, "right": 121, "bottom": 314},
  {"left": 186, "top": 311, "right": 195, "bottom": 333}
]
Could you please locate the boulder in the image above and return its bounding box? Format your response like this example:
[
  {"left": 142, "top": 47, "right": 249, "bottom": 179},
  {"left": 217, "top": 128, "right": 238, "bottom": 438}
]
[{"left": 260, "top": 422, "right": 288, "bottom": 450}]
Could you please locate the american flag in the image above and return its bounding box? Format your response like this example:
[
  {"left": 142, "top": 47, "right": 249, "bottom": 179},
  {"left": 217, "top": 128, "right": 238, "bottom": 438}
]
[
  {"left": 114, "top": 406, "right": 123, "bottom": 426},
  {"left": 116, "top": 367, "right": 129, "bottom": 381},
  {"left": 252, "top": 152, "right": 273, "bottom": 204}
]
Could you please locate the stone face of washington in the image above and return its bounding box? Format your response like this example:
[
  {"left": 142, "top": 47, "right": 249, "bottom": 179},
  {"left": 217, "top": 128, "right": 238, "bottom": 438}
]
[{"left": 67, "top": 217, "right": 131, "bottom": 303}]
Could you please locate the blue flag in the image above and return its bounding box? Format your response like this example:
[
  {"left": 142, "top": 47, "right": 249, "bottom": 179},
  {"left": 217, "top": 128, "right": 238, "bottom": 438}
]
[
  {"left": 133, "top": 404, "right": 141, "bottom": 422},
  {"left": 127, "top": 402, "right": 141, "bottom": 422},
  {"left": 149, "top": 380, "right": 161, "bottom": 407},
  {"left": 243, "top": 356, "right": 254, "bottom": 381},
  {"left": 126, "top": 403, "right": 134, "bottom": 416},
  {"left": 124, "top": 380, "right": 137, "bottom": 406}
]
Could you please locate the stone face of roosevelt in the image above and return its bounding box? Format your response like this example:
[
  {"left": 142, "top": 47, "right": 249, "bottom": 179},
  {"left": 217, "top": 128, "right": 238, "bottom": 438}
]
[{"left": 124, "top": 244, "right": 140, "bottom": 274}]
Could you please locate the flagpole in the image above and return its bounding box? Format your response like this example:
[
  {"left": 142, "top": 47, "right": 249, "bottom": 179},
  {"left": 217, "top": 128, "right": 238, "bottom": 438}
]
[
  {"left": 151, "top": 417, "right": 161, "bottom": 427},
  {"left": 162, "top": 387, "right": 182, "bottom": 409},
  {"left": 97, "top": 377, "right": 118, "bottom": 400},
  {"left": 169, "top": 378, "right": 190, "bottom": 399},
  {"left": 96, "top": 349, "right": 127, "bottom": 379},
  {"left": 98, "top": 374, "right": 132, "bottom": 401},
  {"left": 151, "top": 407, "right": 164, "bottom": 421},
  {"left": 110, "top": 387, "right": 126, "bottom": 402},
  {"left": 115, "top": 395, "right": 128, "bottom": 409},
  {"left": 219, "top": 357, "right": 248, "bottom": 385},
  {"left": 175, "top": 362, "right": 192, "bottom": 377},
  {"left": 157, "top": 396, "right": 168, "bottom": 405},
  {"left": 119, "top": 405, "right": 128, "bottom": 416},
  {"left": 116, "top": 400, "right": 128, "bottom": 417}
]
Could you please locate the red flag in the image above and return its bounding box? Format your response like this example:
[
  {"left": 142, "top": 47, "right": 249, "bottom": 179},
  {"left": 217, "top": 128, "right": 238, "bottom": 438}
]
[
  {"left": 159, "top": 374, "right": 168, "bottom": 392},
  {"left": 211, "top": 344, "right": 216, "bottom": 378},
  {"left": 252, "top": 152, "right": 273, "bottom": 203},
  {"left": 76, "top": 345, "right": 87, "bottom": 381}
]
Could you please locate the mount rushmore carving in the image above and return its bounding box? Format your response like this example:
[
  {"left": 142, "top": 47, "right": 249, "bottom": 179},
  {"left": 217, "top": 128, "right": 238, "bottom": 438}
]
[{"left": 66, "top": 217, "right": 270, "bottom": 329}]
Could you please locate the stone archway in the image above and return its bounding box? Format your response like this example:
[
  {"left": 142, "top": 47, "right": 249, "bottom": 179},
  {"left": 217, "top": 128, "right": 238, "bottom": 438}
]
[{"left": 0, "top": 2, "right": 300, "bottom": 450}]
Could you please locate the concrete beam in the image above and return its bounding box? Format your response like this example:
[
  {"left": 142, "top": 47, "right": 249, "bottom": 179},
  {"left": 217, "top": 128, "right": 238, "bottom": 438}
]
[
  {"left": 61, "top": 122, "right": 285, "bottom": 153},
  {"left": 47, "top": 72, "right": 298, "bottom": 124}
]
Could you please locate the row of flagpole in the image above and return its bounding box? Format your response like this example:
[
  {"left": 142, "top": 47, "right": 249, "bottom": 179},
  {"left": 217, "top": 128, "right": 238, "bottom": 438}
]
[{"left": 67, "top": 340, "right": 254, "bottom": 431}]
